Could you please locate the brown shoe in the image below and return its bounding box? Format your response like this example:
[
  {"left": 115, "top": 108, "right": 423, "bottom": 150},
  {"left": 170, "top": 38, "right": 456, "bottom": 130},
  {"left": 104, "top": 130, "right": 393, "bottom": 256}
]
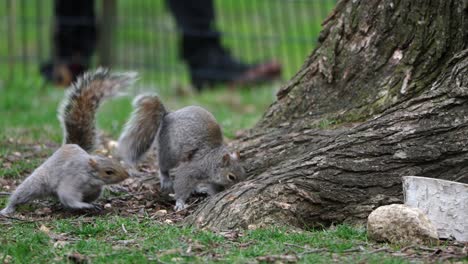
[
  {"left": 229, "top": 60, "right": 282, "bottom": 88},
  {"left": 40, "top": 62, "right": 87, "bottom": 87},
  {"left": 188, "top": 47, "right": 282, "bottom": 90}
]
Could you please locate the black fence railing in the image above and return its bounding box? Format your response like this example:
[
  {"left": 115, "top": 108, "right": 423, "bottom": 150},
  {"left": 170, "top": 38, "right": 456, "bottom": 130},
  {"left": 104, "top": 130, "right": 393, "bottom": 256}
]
[{"left": 1, "top": 0, "right": 336, "bottom": 90}]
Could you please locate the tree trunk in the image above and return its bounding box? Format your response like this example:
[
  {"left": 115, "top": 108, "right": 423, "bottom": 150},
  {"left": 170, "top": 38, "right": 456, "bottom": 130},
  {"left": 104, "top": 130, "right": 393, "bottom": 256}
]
[{"left": 186, "top": 0, "right": 468, "bottom": 230}]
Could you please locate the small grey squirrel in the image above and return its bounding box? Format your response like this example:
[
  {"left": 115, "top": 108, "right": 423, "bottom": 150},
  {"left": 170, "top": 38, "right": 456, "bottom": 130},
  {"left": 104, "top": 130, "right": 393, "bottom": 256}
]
[
  {"left": 118, "top": 94, "right": 246, "bottom": 210},
  {"left": 0, "top": 69, "right": 135, "bottom": 215}
]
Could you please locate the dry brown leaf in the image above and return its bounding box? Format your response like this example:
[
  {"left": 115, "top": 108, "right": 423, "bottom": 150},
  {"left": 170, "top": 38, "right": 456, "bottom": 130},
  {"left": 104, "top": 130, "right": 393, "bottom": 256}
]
[{"left": 39, "top": 224, "right": 50, "bottom": 234}]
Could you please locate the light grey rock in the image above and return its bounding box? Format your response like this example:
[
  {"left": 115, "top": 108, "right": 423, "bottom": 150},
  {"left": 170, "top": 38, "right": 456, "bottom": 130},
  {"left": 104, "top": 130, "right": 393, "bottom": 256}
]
[
  {"left": 403, "top": 176, "right": 468, "bottom": 242},
  {"left": 367, "top": 204, "right": 439, "bottom": 245}
]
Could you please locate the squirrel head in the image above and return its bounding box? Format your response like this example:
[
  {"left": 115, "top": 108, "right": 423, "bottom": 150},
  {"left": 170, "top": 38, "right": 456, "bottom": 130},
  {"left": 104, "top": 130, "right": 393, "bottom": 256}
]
[
  {"left": 213, "top": 151, "right": 246, "bottom": 187},
  {"left": 88, "top": 156, "right": 130, "bottom": 184}
]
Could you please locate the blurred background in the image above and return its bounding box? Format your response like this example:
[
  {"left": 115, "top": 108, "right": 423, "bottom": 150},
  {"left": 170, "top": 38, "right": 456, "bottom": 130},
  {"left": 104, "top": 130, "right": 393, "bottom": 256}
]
[
  {"left": 0, "top": 0, "right": 336, "bottom": 144},
  {"left": 1, "top": 0, "right": 335, "bottom": 90}
]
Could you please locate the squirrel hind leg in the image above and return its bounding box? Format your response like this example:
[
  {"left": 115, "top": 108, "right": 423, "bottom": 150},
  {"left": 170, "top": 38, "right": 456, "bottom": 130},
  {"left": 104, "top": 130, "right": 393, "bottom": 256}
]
[
  {"left": 159, "top": 170, "right": 174, "bottom": 193},
  {"left": 1, "top": 182, "right": 43, "bottom": 214},
  {"left": 0, "top": 206, "right": 16, "bottom": 215}
]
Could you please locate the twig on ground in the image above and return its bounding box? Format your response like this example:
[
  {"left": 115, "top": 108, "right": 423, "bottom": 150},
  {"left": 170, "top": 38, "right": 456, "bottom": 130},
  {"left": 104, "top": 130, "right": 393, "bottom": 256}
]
[
  {"left": 0, "top": 214, "right": 35, "bottom": 223},
  {"left": 106, "top": 191, "right": 146, "bottom": 200},
  {"left": 368, "top": 247, "right": 390, "bottom": 254},
  {"left": 299, "top": 248, "right": 327, "bottom": 256},
  {"left": 284, "top": 242, "right": 308, "bottom": 249},
  {"left": 67, "top": 216, "right": 102, "bottom": 224},
  {"left": 285, "top": 242, "right": 331, "bottom": 256},
  {"left": 342, "top": 246, "right": 365, "bottom": 253},
  {"left": 288, "top": 242, "right": 392, "bottom": 257},
  {"left": 417, "top": 246, "right": 438, "bottom": 252},
  {"left": 399, "top": 245, "right": 415, "bottom": 252}
]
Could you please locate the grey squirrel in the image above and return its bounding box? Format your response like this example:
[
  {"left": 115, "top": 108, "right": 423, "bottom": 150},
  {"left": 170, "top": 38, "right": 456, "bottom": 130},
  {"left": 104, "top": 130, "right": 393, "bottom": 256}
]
[
  {"left": 118, "top": 94, "right": 246, "bottom": 210},
  {"left": 0, "top": 69, "right": 135, "bottom": 215}
]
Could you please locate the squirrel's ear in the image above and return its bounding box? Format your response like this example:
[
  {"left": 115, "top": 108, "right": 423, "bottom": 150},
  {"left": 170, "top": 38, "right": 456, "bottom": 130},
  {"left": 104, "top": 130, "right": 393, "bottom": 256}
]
[
  {"left": 88, "top": 158, "right": 99, "bottom": 170},
  {"left": 222, "top": 153, "right": 230, "bottom": 166}
]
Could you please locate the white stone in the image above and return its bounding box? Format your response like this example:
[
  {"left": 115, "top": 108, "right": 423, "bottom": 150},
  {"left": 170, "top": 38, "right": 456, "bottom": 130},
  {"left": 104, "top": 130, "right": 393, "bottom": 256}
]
[
  {"left": 403, "top": 176, "right": 468, "bottom": 242},
  {"left": 154, "top": 209, "right": 167, "bottom": 217},
  {"left": 367, "top": 204, "right": 439, "bottom": 245}
]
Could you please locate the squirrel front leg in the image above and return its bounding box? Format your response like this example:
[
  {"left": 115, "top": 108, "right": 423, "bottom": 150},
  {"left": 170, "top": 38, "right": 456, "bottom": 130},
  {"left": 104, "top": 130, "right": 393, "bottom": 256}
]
[
  {"left": 57, "top": 185, "right": 99, "bottom": 210},
  {"left": 173, "top": 174, "right": 196, "bottom": 211},
  {"left": 173, "top": 179, "right": 192, "bottom": 211}
]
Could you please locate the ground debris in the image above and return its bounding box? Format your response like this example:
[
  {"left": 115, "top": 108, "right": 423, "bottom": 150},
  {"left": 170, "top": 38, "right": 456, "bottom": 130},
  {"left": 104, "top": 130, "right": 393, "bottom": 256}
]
[
  {"left": 256, "top": 254, "right": 298, "bottom": 263},
  {"left": 219, "top": 230, "right": 244, "bottom": 240},
  {"left": 66, "top": 252, "right": 89, "bottom": 264}
]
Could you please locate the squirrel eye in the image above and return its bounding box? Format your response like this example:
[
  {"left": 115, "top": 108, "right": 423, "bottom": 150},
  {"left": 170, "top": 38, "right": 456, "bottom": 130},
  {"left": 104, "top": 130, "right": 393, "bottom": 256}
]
[
  {"left": 105, "top": 170, "right": 114, "bottom": 175},
  {"left": 227, "top": 173, "right": 237, "bottom": 181}
]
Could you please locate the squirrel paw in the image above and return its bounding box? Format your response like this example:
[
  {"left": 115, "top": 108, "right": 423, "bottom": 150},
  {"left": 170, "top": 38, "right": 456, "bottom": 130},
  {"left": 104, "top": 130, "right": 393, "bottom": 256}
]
[
  {"left": 74, "top": 204, "right": 103, "bottom": 213},
  {"left": 91, "top": 204, "right": 104, "bottom": 212},
  {"left": 174, "top": 200, "right": 187, "bottom": 211},
  {"left": 0, "top": 207, "right": 15, "bottom": 216}
]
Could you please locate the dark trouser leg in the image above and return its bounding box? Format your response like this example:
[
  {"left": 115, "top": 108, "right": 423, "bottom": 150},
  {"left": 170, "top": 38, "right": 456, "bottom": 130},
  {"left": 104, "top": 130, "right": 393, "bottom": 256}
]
[
  {"left": 166, "top": 0, "right": 282, "bottom": 90},
  {"left": 166, "top": 0, "right": 242, "bottom": 89},
  {"left": 165, "top": 0, "right": 221, "bottom": 62},
  {"left": 54, "top": 0, "right": 96, "bottom": 67},
  {"left": 41, "top": 0, "right": 96, "bottom": 85}
]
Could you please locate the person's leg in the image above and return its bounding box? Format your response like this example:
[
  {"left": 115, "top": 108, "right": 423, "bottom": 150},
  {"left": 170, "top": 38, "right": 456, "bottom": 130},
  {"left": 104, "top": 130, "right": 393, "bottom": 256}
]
[
  {"left": 54, "top": 0, "right": 96, "bottom": 66},
  {"left": 41, "top": 0, "right": 96, "bottom": 86},
  {"left": 166, "top": 0, "right": 282, "bottom": 90},
  {"left": 165, "top": 0, "right": 220, "bottom": 63}
]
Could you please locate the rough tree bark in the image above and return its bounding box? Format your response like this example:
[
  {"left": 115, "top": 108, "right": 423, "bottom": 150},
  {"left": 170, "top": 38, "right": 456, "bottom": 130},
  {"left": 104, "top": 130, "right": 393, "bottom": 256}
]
[{"left": 186, "top": 0, "right": 468, "bottom": 230}]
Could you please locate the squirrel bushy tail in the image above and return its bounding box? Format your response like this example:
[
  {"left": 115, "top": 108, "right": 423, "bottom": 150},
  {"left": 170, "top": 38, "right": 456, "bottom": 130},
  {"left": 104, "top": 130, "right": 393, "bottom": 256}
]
[
  {"left": 118, "top": 94, "right": 167, "bottom": 165},
  {"left": 58, "top": 68, "right": 137, "bottom": 152}
]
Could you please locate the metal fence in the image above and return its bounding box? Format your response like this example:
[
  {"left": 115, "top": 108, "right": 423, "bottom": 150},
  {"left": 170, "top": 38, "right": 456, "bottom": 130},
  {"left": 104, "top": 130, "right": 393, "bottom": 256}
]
[{"left": 1, "top": 0, "right": 336, "bottom": 89}]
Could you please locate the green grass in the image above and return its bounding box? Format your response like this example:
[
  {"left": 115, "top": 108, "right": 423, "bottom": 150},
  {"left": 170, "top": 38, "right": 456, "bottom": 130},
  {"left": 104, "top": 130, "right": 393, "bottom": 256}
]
[
  {"left": 0, "top": 218, "right": 407, "bottom": 264},
  {"left": 0, "top": 72, "right": 277, "bottom": 143}
]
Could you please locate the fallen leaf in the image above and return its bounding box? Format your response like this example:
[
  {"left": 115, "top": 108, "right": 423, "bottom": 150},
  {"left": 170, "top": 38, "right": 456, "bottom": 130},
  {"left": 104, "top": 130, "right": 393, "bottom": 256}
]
[
  {"left": 39, "top": 225, "right": 50, "bottom": 234},
  {"left": 53, "top": 241, "right": 69, "bottom": 248},
  {"left": 153, "top": 209, "right": 167, "bottom": 217}
]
